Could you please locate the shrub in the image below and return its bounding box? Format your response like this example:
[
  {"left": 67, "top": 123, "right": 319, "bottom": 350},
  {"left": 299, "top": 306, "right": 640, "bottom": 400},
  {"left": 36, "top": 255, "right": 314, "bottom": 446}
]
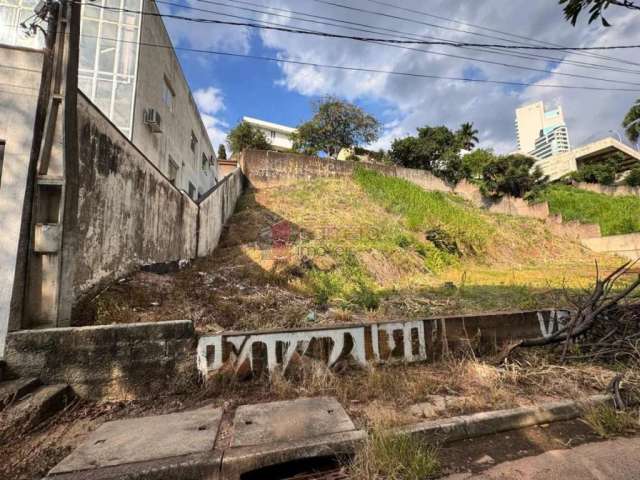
[
  {"left": 572, "top": 162, "right": 617, "bottom": 185},
  {"left": 226, "top": 121, "right": 271, "bottom": 153},
  {"left": 625, "top": 167, "right": 640, "bottom": 187}
]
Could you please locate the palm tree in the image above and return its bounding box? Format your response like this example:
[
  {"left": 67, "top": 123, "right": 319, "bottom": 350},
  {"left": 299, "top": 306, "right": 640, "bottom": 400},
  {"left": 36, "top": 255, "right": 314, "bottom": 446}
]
[
  {"left": 623, "top": 99, "right": 640, "bottom": 144},
  {"left": 458, "top": 122, "right": 479, "bottom": 151}
]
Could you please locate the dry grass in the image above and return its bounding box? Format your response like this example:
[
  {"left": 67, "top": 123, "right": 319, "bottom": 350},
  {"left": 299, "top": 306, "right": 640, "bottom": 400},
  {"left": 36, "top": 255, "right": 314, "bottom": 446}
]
[
  {"left": 84, "top": 177, "right": 621, "bottom": 332},
  {"left": 584, "top": 404, "right": 638, "bottom": 438}
]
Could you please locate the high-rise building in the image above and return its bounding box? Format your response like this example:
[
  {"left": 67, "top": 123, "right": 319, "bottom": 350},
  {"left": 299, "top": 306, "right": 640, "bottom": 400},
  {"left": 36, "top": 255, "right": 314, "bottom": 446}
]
[{"left": 515, "top": 101, "right": 571, "bottom": 158}]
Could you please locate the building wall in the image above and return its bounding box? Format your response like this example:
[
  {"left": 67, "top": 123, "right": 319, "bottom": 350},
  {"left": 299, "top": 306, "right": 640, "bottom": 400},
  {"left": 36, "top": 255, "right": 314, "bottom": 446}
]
[
  {"left": 242, "top": 117, "right": 295, "bottom": 151},
  {"left": 515, "top": 101, "right": 568, "bottom": 155},
  {"left": 575, "top": 181, "right": 640, "bottom": 198},
  {"left": 0, "top": 46, "right": 43, "bottom": 357},
  {"left": 581, "top": 233, "right": 640, "bottom": 261},
  {"left": 130, "top": 0, "right": 218, "bottom": 200},
  {"left": 72, "top": 93, "right": 199, "bottom": 308}
]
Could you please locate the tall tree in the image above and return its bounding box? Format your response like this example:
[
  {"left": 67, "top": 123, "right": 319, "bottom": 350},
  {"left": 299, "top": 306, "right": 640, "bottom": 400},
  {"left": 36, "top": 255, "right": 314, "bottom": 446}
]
[
  {"left": 292, "top": 97, "right": 380, "bottom": 158},
  {"left": 558, "top": 0, "right": 640, "bottom": 26},
  {"left": 480, "top": 154, "right": 548, "bottom": 199},
  {"left": 226, "top": 121, "right": 270, "bottom": 153},
  {"left": 217, "top": 144, "right": 227, "bottom": 160},
  {"left": 458, "top": 122, "right": 479, "bottom": 151},
  {"left": 623, "top": 98, "right": 640, "bottom": 143}
]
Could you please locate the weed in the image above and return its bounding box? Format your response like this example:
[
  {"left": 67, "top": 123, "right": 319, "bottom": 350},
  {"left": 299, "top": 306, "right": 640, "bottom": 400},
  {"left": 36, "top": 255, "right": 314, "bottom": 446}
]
[
  {"left": 349, "top": 428, "right": 440, "bottom": 480},
  {"left": 584, "top": 404, "right": 638, "bottom": 438},
  {"left": 538, "top": 184, "right": 640, "bottom": 236}
]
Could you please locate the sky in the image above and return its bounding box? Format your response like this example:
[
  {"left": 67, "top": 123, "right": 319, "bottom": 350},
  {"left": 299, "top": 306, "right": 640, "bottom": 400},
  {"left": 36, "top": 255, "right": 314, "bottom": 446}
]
[{"left": 160, "top": 0, "right": 640, "bottom": 154}]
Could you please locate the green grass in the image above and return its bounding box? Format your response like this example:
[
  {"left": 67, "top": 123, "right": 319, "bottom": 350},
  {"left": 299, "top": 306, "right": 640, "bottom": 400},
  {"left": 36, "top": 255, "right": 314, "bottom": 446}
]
[
  {"left": 353, "top": 167, "right": 492, "bottom": 255},
  {"left": 349, "top": 429, "right": 441, "bottom": 480},
  {"left": 539, "top": 184, "right": 640, "bottom": 236},
  {"left": 584, "top": 404, "right": 637, "bottom": 438}
]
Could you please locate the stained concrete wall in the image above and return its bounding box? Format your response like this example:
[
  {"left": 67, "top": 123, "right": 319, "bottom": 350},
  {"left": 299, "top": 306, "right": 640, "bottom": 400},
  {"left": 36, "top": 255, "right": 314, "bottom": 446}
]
[
  {"left": 4, "top": 320, "right": 197, "bottom": 399},
  {"left": 73, "top": 93, "right": 198, "bottom": 307},
  {"left": 198, "top": 168, "right": 244, "bottom": 257},
  {"left": 581, "top": 233, "right": 640, "bottom": 260},
  {"left": 0, "top": 46, "right": 43, "bottom": 357}
]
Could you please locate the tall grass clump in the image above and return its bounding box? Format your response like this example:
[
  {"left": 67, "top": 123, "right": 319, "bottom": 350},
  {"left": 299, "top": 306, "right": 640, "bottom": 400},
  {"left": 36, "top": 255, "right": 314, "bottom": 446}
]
[
  {"left": 539, "top": 184, "right": 640, "bottom": 236},
  {"left": 353, "top": 167, "right": 491, "bottom": 255},
  {"left": 349, "top": 429, "right": 440, "bottom": 480}
]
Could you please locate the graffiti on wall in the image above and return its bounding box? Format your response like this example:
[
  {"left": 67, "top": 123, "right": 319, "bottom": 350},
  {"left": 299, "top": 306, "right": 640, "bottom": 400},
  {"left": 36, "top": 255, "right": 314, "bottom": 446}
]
[{"left": 197, "top": 310, "right": 570, "bottom": 378}]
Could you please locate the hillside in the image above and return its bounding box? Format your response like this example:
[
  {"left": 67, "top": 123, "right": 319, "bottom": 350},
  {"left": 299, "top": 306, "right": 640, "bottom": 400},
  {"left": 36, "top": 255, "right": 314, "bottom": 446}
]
[
  {"left": 539, "top": 184, "right": 640, "bottom": 236},
  {"left": 88, "top": 169, "right": 619, "bottom": 332}
]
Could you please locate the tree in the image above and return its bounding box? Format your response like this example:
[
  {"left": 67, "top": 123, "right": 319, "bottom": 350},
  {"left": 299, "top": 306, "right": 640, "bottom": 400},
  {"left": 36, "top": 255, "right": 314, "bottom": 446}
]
[
  {"left": 623, "top": 99, "right": 640, "bottom": 144},
  {"left": 462, "top": 148, "right": 496, "bottom": 179},
  {"left": 558, "top": 0, "right": 640, "bottom": 26},
  {"left": 458, "top": 122, "right": 479, "bottom": 151},
  {"left": 390, "top": 124, "right": 481, "bottom": 184},
  {"left": 291, "top": 97, "right": 380, "bottom": 157},
  {"left": 217, "top": 144, "right": 227, "bottom": 160},
  {"left": 226, "top": 121, "right": 271, "bottom": 153},
  {"left": 480, "top": 154, "right": 548, "bottom": 199},
  {"left": 625, "top": 167, "right": 640, "bottom": 187},
  {"left": 572, "top": 161, "right": 617, "bottom": 185}
]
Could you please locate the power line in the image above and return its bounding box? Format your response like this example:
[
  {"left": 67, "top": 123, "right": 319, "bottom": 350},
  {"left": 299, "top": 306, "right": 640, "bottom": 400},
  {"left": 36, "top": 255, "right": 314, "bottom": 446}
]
[
  {"left": 311, "top": 0, "right": 640, "bottom": 69},
  {"left": 97, "top": 4, "right": 640, "bottom": 51},
  {"left": 359, "top": 0, "right": 635, "bottom": 67},
  {"left": 183, "top": 0, "right": 640, "bottom": 76},
  {"left": 75, "top": 30, "right": 640, "bottom": 92},
  {"left": 92, "top": 2, "right": 640, "bottom": 87}
]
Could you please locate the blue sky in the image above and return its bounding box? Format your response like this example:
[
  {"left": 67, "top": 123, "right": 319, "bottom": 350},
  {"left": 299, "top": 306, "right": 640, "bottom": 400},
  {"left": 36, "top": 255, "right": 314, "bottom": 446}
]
[{"left": 163, "top": 0, "right": 640, "bottom": 153}]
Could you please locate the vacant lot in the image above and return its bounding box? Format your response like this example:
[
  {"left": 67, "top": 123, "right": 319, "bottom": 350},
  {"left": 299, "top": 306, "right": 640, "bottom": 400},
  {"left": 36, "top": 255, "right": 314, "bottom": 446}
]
[{"left": 81, "top": 170, "right": 623, "bottom": 332}]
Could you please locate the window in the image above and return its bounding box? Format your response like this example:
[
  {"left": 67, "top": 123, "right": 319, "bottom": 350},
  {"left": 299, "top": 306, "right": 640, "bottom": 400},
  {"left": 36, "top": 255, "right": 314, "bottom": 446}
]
[
  {"left": 269, "top": 130, "right": 276, "bottom": 140},
  {"left": 168, "top": 156, "right": 178, "bottom": 185},
  {"left": 201, "top": 152, "right": 208, "bottom": 171},
  {"left": 0, "top": 140, "right": 5, "bottom": 188},
  {"left": 188, "top": 182, "right": 196, "bottom": 200},
  {"left": 190, "top": 131, "right": 198, "bottom": 153},
  {"left": 162, "top": 77, "right": 174, "bottom": 112}
]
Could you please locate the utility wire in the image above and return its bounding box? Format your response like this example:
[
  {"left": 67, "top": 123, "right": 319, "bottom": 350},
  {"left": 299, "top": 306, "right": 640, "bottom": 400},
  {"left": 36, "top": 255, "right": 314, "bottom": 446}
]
[
  {"left": 360, "top": 0, "right": 634, "bottom": 67},
  {"left": 91, "top": 2, "right": 640, "bottom": 87},
  {"left": 311, "top": 0, "right": 640, "bottom": 68},
  {"left": 98, "top": 4, "right": 640, "bottom": 51},
  {"left": 74, "top": 30, "right": 640, "bottom": 92},
  {"left": 184, "top": 0, "right": 640, "bottom": 76}
]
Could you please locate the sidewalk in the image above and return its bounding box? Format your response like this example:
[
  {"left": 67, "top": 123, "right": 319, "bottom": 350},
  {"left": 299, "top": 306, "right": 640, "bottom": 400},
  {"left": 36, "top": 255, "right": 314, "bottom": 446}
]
[{"left": 447, "top": 436, "right": 640, "bottom": 479}]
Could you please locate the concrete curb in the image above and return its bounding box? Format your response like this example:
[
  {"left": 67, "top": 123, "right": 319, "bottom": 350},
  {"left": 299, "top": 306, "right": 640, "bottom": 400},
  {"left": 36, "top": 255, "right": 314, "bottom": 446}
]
[{"left": 394, "top": 394, "right": 613, "bottom": 445}]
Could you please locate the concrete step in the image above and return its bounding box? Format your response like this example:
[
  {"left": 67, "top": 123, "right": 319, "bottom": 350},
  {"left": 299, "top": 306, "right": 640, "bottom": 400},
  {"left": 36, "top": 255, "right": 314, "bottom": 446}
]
[
  {"left": 0, "top": 384, "right": 75, "bottom": 440},
  {"left": 0, "top": 377, "right": 41, "bottom": 410}
]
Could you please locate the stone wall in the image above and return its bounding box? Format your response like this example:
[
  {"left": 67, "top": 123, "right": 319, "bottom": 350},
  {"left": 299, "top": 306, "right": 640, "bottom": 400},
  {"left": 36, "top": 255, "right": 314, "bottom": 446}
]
[
  {"left": 4, "top": 320, "right": 197, "bottom": 399},
  {"left": 581, "top": 233, "right": 640, "bottom": 261},
  {"left": 0, "top": 46, "right": 44, "bottom": 357},
  {"left": 197, "top": 168, "right": 244, "bottom": 256},
  {"left": 73, "top": 94, "right": 199, "bottom": 306}
]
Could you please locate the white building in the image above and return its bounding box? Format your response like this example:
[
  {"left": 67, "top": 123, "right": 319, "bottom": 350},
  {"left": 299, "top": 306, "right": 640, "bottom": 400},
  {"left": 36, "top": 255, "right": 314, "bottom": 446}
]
[
  {"left": 242, "top": 116, "right": 296, "bottom": 151},
  {"left": 515, "top": 101, "right": 571, "bottom": 158}
]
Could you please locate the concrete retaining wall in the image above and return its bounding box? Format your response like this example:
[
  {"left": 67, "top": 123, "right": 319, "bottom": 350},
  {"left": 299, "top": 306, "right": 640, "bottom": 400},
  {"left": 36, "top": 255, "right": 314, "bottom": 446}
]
[
  {"left": 582, "top": 233, "right": 640, "bottom": 260},
  {"left": 575, "top": 182, "right": 640, "bottom": 198},
  {"left": 197, "top": 309, "right": 569, "bottom": 378},
  {"left": 4, "top": 320, "right": 197, "bottom": 399},
  {"left": 73, "top": 95, "right": 199, "bottom": 304},
  {"left": 198, "top": 168, "right": 244, "bottom": 257}
]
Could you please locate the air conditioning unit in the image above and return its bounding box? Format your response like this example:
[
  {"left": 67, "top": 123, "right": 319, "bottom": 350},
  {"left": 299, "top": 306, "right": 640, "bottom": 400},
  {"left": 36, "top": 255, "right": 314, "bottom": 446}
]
[{"left": 144, "top": 108, "right": 162, "bottom": 133}]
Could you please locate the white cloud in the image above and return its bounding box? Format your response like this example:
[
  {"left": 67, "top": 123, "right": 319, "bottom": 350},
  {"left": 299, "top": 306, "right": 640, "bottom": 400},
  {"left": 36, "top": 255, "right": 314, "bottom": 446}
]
[
  {"left": 253, "top": 0, "right": 639, "bottom": 153},
  {"left": 194, "top": 86, "right": 228, "bottom": 149}
]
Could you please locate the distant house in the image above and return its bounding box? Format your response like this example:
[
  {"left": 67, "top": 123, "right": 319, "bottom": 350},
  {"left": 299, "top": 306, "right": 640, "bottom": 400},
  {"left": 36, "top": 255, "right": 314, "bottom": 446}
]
[{"left": 242, "top": 117, "right": 296, "bottom": 151}]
